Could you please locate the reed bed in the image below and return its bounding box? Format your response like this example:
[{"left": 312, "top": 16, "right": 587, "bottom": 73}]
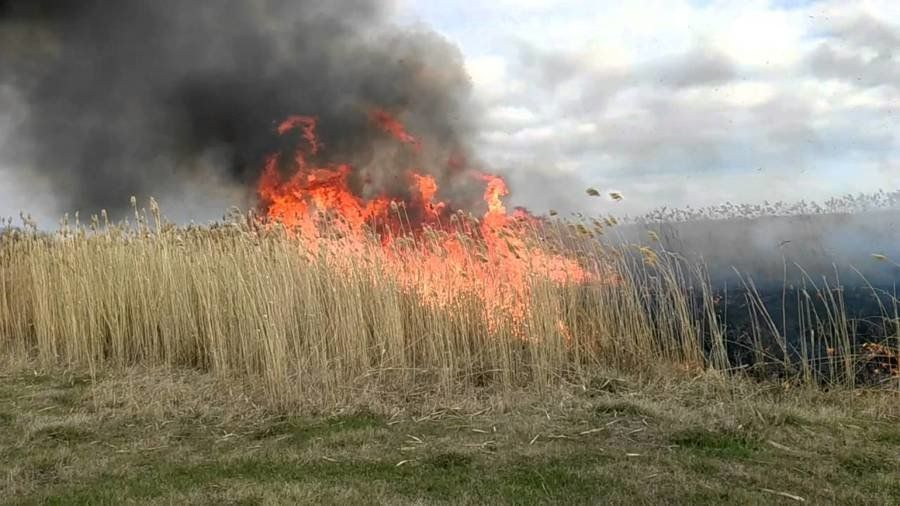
[{"left": 0, "top": 202, "right": 897, "bottom": 409}]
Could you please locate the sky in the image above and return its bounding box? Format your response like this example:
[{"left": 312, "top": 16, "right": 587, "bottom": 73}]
[
  {"left": 0, "top": 0, "right": 898, "bottom": 223},
  {"left": 399, "top": 0, "right": 900, "bottom": 216}
]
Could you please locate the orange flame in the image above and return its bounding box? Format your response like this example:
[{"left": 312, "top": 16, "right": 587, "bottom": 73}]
[
  {"left": 371, "top": 108, "right": 422, "bottom": 151},
  {"left": 257, "top": 111, "right": 602, "bottom": 333}
]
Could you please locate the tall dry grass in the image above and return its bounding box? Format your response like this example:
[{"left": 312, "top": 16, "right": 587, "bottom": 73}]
[{"left": 0, "top": 201, "right": 897, "bottom": 409}]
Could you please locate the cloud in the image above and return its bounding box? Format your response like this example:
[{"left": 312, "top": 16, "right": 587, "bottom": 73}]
[
  {"left": 416, "top": 1, "right": 900, "bottom": 215},
  {"left": 807, "top": 15, "right": 900, "bottom": 90},
  {"left": 830, "top": 13, "right": 900, "bottom": 53},
  {"left": 643, "top": 46, "right": 737, "bottom": 88}
]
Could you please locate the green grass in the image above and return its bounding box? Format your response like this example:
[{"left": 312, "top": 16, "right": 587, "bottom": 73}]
[
  {"left": 0, "top": 366, "right": 897, "bottom": 505},
  {"left": 592, "top": 399, "right": 656, "bottom": 418},
  {"left": 669, "top": 428, "right": 760, "bottom": 458},
  {"left": 28, "top": 424, "right": 97, "bottom": 445},
  {"left": 875, "top": 428, "right": 900, "bottom": 445},
  {"left": 24, "top": 453, "right": 615, "bottom": 505},
  {"left": 249, "top": 412, "right": 383, "bottom": 442},
  {"left": 837, "top": 452, "right": 894, "bottom": 476}
]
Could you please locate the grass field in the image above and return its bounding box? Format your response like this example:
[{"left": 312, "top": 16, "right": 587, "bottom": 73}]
[{"left": 1, "top": 362, "right": 898, "bottom": 505}]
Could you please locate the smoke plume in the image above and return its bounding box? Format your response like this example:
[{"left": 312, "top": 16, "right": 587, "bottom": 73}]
[
  {"left": 0, "top": 0, "right": 477, "bottom": 219},
  {"left": 615, "top": 207, "right": 900, "bottom": 289}
]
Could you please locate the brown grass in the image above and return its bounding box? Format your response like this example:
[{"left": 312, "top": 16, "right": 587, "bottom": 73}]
[{"left": 0, "top": 362, "right": 897, "bottom": 504}]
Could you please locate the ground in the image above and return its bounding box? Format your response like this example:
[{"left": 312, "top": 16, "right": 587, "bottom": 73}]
[{"left": 1, "top": 365, "right": 898, "bottom": 505}]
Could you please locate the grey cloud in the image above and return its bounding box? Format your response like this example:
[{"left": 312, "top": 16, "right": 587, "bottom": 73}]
[
  {"left": 517, "top": 43, "right": 738, "bottom": 119},
  {"left": 831, "top": 14, "right": 900, "bottom": 55},
  {"left": 641, "top": 46, "right": 736, "bottom": 89},
  {"left": 808, "top": 44, "right": 900, "bottom": 89},
  {"left": 480, "top": 40, "right": 896, "bottom": 220},
  {"left": 497, "top": 29, "right": 897, "bottom": 181},
  {"left": 750, "top": 94, "right": 821, "bottom": 165},
  {"left": 513, "top": 42, "right": 631, "bottom": 115},
  {"left": 596, "top": 95, "right": 735, "bottom": 160},
  {"left": 515, "top": 43, "right": 585, "bottom": 90},
  {"left": 807, "top": 15, "right": 900, "bottom": 89}
]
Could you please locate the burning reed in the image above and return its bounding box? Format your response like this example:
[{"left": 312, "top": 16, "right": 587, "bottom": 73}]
[
  {"left": 0, "top": 199, "right": 631, "bottom": 408},
  {"left": 1, "top": 200, "right": 897, "bottom": 410}
]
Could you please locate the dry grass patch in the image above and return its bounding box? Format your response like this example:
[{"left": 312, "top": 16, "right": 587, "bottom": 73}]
[{"left": 2, "top": 365, "right": 896, "bottom": 505}]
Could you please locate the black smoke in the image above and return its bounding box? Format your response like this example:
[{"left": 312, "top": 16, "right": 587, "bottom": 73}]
[{"left": 0, "top": 0, "right": 478, "bottom": 218}]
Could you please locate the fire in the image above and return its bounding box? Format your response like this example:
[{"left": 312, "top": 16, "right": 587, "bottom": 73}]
[
  {"left": 370, "top": 108, "right": 422, "bottom": 151},
  {"left": 257, "top": 111, "right": 600, "bottom": 332}
]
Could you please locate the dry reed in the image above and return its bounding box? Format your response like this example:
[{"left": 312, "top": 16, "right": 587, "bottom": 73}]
[{"left": 0, "top": 201, "right": 897, "bottom": 410}]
